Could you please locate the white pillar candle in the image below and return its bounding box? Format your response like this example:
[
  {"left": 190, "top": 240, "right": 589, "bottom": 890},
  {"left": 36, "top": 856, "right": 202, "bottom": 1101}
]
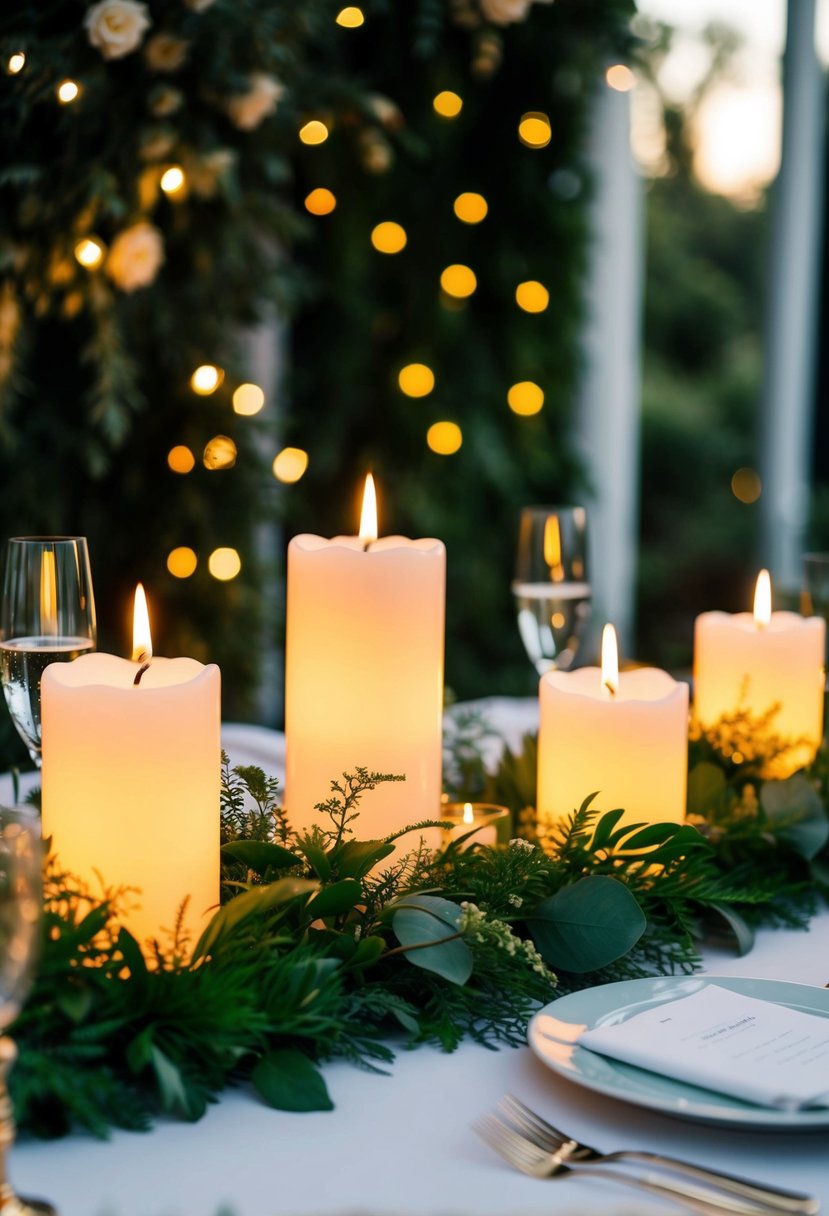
[
  {"left": 285, "top": 476, "right": 445, "bottom": 841},
  {"left": 693, "top": 569, "right": 825, "bottom": 775},
  {"left": 41, "top": 586, "right": 220, "bottom": 950},
  {"left": 538, "top": 624, "right": 688, "bottom": 832}
]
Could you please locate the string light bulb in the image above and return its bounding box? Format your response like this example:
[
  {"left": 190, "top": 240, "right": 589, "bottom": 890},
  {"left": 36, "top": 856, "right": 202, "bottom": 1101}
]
[
  {"left": 190, "top": 364, "right": 223, "bottom": 395},
  {"left": 515, "top": 280, "right": 549, "bottom": 313},
  {"left": 606, "top": 64, "right": 635, "bottom": 92},
  {"left": 203, "top": 435, "right": 237, "bottom": 470},
  {"left": 371, "top": 221, "right": 407, "bottom": 254},
  {"left": 232, "top": 383, "right": 265, "bottom": 416},
  {"left": 453, "top": 192, "right": 488, "bottom": 224},
  {"left": 160, "top": 165, "right": 186, "bottom": 196},
  {"left": 507, "top": 381, "right": 544, "bottom": 416},
  {"left": 440, "top": 264, "right": 476, "bottom": 298},
  {"left": 433, "top": 91, "right": 463, "bottom": 118},
  {"left": 304, "top": 188, "right": 337, "bottom": 216},
  {"left": 518, "top": 112, "right": 551, "bottom": 148},
  {"left": 299, "top": 120, "right": 329, "bottom": 146},
  {"left": 272, "top": 447, "right": 309, "bottom": 483},
  {"left": 7, "top": 53, "right": 25, "bottom": 75},
  {"left": 208, "top": 547, "right": 241, "bottom": 581},
  {"left": 167, "top": 547, "right": 198, "bottom": 579},
  {"left": 57, "top": 79, "right": 80, "bottom": 104},
  {"left": 74, "top": 237, "right": 105, "bottom": 270},
  {"left": 167, "top": 445, "right": 195, "bottom": 474},
  {"left": 427, "top": 421, "right": 462, "bottom": 455},
  {"left": 398, "top": 363, "right": 435, "bottom": 398},
  {"left": 336, "top": 6, "right": 364, "bottom": 26}
]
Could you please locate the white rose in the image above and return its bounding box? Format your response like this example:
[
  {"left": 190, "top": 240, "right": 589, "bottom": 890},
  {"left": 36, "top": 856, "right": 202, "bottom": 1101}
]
[
  {"left": 479, "top": 0, "right": 551, "bottom": 24},
  {"left": 144, "top": 33, "right": 189, "bottom": 72},
  {"left": 105, "top": 222, "right": 164, "bottom": 293},
  {"left": 84, "top": 0, "right": 151, "bottom": 60},
  {"left": 226, "top": 74, "right": 284, "bottom": 131}
]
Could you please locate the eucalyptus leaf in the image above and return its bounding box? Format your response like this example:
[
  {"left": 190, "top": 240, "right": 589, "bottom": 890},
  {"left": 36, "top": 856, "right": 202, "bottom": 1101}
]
[
  {"left": 391, "top": 894, "right": 473, "bottom": 985},
  {"left": 687, "top": 762, "right": 727, "bottom": 816},
  {"left": 252, "top": 1049, "right": 333, "bottom": 1112},
  {"left": 220, "top": 840, "right": 301, "bottom": 875},
  {"left": 525, "top": 876, "right": 646, "bottom": 973},
  {"left": 705, "top": 902, "right": 755, "bottom": 956},
  {"left": 760, "top": 776, "right": 829, "bottom": 859}
]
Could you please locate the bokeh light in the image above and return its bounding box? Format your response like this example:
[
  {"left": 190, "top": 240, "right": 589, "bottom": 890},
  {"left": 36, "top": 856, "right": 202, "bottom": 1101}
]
[
  {"left": 74, "top": 237, "right": 105, "bottom": 269},
  {"left": 507, "top": 381, "right": 545, "bottom": 416},
  {"left": 160, "top": 165, "right": 186, "bottom": 195},
  {"left": 203, "top": 435, "right": 237, "bottom": 470},
  {"left": 371, "top": 221, "right": 407, "bottom": 254},
  {"left": 440, "top": 264, "right": 476, "bottom": 298},
  {"left": 606, "top": 64, "right": 635, "bottom": 92},
  {"left": 167, "top": 445, "right": 195, "bottom": 474},
  {"left": 433, "top": 91, "right": 463, "bottom": 118},
  {"left": 453, "top": 192, "right": 488, "bottom": 224},
  {"left": 336, "top": 6, "right": 364, "bottom": 26},
  {"left": 167, "top": 547, "right": 198, "bottom": 579},
  {"left": 208, "top": 547, "right": 241, "bottom": 581},
  {"left": 731, "top": 467, "right": 762, "bottom": 504},
  {"left": 57, "top": 79, "right": 80, "bottom": 104},
  {"left": 190, "top": 364, "right": 223, "bottom": 395},
  {"left": 299, "top": 120, "right": 330, "bottom": 146},
  {"left": 515, "top": 280, "right": 549, "bottom": 313},
  {"left": 305, "top": 188, "right": 337, "bottom": 215},
  {"left": 232, "top": 383, "right": 265, "bottom": 416},
  {"left": 518, "top": 112, "right": 551, "bottom": 148},
  {"left": 273, "top": 447, "right": 309, "bottom": 483},
  {"left": 7, "top": 53, "right": 25, "bottom": 75},
  {"left": 398, "top": 363, "right": 435, "bottom": 398},
  {"left": 427, "top": 421, "right": 462, "bottom": 455}
]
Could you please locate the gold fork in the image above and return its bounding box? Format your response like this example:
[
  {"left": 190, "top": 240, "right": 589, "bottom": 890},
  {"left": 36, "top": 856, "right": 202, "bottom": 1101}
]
[
  {"left": 498, "top": 1095, "right": 818, "bottom": 1215},
  {"left": 474, "top": 1110, "right": 814, "bottom": 1216}
]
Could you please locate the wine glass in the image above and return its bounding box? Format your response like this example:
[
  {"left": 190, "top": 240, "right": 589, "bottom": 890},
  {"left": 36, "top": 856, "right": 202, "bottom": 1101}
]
[
  {"left": 0, "top": 538, "right": 96, "bottom": 768},
  {"left": 512, "top": 506, "right": 591, "bottom": 675},
  {"left": 0, "top": 806, "right": 54, "bottom": 1215}
]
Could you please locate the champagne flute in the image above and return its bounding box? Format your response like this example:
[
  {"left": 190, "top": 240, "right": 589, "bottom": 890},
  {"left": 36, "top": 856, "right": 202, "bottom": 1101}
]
[
  {"left": 0, "top": 538, "right": 96, "bottom": 768},
  {"left": 0, "top": 805, "right": 55, "bottom": 1214},
  {"left": 512, "top": 506, "right": 591, "bottom": 675}
]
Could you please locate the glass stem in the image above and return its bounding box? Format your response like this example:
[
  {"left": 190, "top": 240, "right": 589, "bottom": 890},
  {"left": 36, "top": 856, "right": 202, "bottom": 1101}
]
[{"left": 0, "top": 1036, "right": 56, "bottom": 1215}]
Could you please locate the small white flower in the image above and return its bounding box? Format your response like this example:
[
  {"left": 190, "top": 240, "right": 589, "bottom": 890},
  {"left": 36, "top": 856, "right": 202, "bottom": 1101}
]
[
  {"left": 226, "top": 73, "right": 284, "bottom": 132},
  {"left": 509, "top": 837, "right": 534, "bottom": 852},
  {"left": 507, "top": 893, "right": 523, "bottom": 908},
  {"left": 84, "top": 0, "right": 151, "bottom": 60},
  {"left": 105, "top": 221, "right": 164, "bottom": 293}
]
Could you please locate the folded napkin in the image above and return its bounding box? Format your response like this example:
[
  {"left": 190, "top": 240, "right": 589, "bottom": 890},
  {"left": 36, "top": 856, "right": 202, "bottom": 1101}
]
[{"left": 579, "top": 984, "right": 829, "bottom": 1110}]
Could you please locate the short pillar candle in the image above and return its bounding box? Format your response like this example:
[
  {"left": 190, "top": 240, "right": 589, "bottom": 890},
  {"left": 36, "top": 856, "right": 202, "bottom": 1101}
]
[
  {"left": 537, "top": 624, "right": 689, "bottom": 832},
  {"left": 41, "top": 586, "right": 220, "bottom": 949}
]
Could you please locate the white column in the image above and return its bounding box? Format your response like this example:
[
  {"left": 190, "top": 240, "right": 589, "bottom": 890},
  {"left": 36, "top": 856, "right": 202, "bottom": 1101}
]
[
  {"left": 575, "top": 82, "right": 645, "bottom": 657},
  {"left": 761, "top": 0, "right": 827, "bottom": 588}
]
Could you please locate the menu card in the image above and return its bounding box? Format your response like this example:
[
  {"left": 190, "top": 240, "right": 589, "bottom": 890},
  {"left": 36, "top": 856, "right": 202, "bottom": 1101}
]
[{"left": 578, "top": 985, "right": 829, "bottom": 1109}]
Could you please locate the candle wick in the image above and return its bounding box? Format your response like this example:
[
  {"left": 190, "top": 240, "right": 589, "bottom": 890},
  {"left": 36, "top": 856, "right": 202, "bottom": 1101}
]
[
  {"left": 603, "top": 680, "right": 616, "bottom": 698},
  {"left": 133, "top": 661, "right": 151, "bottom": 686}
]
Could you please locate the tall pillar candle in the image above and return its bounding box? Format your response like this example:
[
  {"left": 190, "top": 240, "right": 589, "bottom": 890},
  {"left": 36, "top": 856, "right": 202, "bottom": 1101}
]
[
  {"left": 693, "top": 569, "right": 825, "bottom": 775},
  {"left": 41, "top": 588, "right": 220, "bottom": 949},
  {"left": 285, "top": 477, "right": 445, "bottom": 841},
  {"left": 538, "top": 625, "right": 688, "bottom": 832}
]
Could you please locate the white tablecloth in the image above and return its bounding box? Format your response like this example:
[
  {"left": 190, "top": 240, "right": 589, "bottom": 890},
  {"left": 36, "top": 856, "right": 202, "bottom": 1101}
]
[{"left": 12, "top": 710, "right": 829, "bottom": 1216}]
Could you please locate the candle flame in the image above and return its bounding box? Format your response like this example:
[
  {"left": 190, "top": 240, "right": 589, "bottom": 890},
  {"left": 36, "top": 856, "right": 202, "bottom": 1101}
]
[
  {"left": 359, "top": 473, "right": 378, "bottom": 544},
  {"left": 753, "top": 568, "right": 772, "bottom": 628},
  {"left": 132, "top": 583, "right": 153, "bottom": 662},
  {"left": 463, "top": 802, "right": 474, "bottom": 826},
  {"left": 40, "top": 549, "right": 57, "bottom": 636},
  {"left": 543, "top": 516, "right": 564, "bottom": 581},
  {"left": 601, "top": 623, "right": 619, "bottom": 697}
]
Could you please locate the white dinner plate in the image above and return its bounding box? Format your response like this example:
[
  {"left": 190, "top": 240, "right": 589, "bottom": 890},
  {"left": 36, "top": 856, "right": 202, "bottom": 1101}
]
[{"left": 528, "top": 974, "right": 829, "bottom": 1129}]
